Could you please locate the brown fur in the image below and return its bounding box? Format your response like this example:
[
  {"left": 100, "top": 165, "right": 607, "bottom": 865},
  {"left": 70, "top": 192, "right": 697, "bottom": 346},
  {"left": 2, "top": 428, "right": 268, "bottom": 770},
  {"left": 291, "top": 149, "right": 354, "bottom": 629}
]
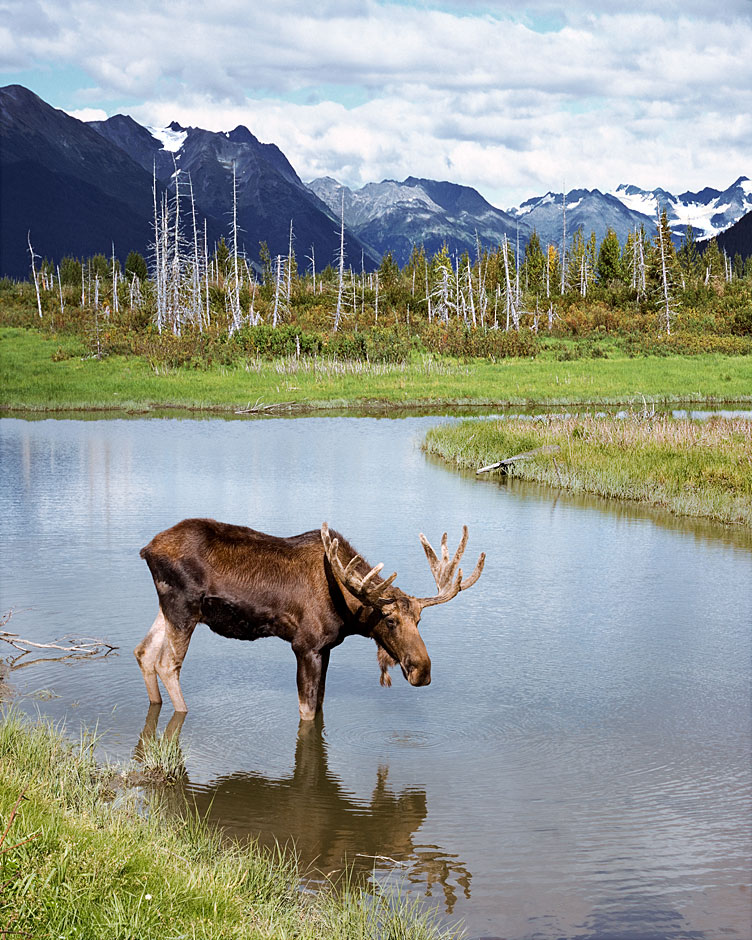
[{"left": 136, "top": 518, "right": 435, "bottom": 719}]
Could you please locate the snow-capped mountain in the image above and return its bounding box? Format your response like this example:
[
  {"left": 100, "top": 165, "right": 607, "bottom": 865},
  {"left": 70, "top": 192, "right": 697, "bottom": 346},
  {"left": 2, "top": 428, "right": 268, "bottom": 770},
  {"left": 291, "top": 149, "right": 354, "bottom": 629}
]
[
  {"left": 507, "top": 188, "right": 655, "bottom": 249},
  {"left": 609, "top": 177, "right": 752, "bottom": 240},
  {"left": 308, "top": 176, "right": 521, "bottom": 267}
]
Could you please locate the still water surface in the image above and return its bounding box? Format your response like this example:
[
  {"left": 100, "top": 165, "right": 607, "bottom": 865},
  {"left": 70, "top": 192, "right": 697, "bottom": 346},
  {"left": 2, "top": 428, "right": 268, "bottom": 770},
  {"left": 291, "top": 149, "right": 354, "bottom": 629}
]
[{"left": 1, "top": 415, "right": 750, "bottom": 939}]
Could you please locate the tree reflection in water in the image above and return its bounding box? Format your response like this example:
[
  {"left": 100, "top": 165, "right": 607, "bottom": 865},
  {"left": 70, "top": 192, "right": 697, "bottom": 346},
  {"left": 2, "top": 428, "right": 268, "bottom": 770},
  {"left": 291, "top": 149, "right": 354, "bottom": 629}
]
[{"left": 136, "top": 705, "right": 471, "bottom": 913}]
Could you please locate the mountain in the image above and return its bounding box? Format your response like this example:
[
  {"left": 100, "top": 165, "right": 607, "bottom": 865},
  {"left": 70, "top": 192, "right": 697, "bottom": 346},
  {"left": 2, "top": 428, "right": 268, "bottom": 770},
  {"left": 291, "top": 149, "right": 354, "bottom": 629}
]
[
  {"left": 714, "top": 209, "right": 752, "bottom": 261},
  {"left": 507, "top": 188, "right": 655, "bottom": 249},
  {"left": 0, "top": 84, "right": 377, "bottom": 279},
  {"left": 0, "top": 85, "right": 171, "bottom": 279},
  {"left": 609, "top": 177, "right": 752, "bottom": 240},
  {"left": 89, "top": 116, "right": 378, "bottom": 272},
  {"left": 308, "top": 176, "right": 523, "bottom": 267}
]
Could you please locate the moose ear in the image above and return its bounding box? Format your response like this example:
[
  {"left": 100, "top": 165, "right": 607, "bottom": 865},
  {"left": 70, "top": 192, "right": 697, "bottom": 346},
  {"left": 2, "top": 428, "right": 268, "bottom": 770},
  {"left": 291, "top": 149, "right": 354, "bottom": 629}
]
[{"left": 377, "top": 645, "right": 397, "bottom": 687}]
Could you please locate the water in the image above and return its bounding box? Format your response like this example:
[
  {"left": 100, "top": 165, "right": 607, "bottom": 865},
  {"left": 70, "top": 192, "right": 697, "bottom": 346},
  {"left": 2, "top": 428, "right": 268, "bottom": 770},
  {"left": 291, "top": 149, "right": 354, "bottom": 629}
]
[{"left": 1, "top": 415, "right": 750, "bottom": 940}]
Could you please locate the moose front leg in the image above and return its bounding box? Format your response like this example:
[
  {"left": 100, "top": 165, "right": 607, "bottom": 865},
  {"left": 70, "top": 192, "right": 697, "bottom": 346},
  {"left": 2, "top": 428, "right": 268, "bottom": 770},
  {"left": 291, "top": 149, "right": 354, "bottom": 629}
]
[{"left": 295, "top": 648, "right": 329, "bottom": 721}]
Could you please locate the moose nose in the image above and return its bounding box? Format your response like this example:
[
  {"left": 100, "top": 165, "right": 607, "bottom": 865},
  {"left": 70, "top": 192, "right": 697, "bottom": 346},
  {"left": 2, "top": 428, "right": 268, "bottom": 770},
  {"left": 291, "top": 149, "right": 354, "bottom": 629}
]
[{"left": 407, "top": 664, "right": 431, "bottom": 686}]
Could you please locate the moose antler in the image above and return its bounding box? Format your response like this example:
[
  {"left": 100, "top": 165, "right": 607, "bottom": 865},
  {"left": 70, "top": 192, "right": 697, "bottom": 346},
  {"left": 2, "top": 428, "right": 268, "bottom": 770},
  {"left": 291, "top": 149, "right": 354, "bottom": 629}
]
[
  {"left": 416, "top": 526, "right": 485, "bottom": 609},
  {"left": 321, "top": 523, "right": 398, "bottom": 607}
]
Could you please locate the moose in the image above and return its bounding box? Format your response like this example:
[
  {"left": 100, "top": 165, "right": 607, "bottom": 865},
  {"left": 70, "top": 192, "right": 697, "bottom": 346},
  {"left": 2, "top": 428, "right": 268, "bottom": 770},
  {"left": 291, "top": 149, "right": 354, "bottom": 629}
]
[{"left": 136, "top": 518, "right": 485, "bottom": 719}]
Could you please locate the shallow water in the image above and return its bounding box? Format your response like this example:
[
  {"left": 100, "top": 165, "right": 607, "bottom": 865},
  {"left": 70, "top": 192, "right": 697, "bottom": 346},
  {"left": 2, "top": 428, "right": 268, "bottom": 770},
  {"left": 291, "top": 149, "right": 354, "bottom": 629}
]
[{"left": 1, "top": 415, "right": 750, "bottom": 940}]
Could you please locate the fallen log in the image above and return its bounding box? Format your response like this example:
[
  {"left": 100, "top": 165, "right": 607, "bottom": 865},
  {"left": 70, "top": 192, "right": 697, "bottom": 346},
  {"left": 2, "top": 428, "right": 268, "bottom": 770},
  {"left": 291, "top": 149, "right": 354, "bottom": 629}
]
[{"left": 476, "top": 444, "right": 561, "bottom": 474}]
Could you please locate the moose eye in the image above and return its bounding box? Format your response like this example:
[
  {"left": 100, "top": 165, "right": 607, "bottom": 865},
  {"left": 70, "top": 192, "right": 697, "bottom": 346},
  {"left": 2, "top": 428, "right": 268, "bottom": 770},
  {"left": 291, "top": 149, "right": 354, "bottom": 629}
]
[{"left": 384, "top": 617, "right": 397, "bottom": 629}]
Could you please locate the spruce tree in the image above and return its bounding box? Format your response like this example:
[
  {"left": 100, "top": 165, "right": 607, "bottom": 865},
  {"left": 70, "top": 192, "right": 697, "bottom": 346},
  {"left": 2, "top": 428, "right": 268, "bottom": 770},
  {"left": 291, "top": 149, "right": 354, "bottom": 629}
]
[
  {"left": 522, "top": 230, "right": 545, "bottom": 294},
  {"left": 596, "top": 228, "right": 622, "bottom": 284}
]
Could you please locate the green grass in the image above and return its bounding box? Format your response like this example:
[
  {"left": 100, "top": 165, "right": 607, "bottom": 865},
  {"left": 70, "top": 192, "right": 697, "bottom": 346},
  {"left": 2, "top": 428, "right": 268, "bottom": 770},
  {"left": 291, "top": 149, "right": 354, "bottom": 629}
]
[
  {"left": 2, "top": 327, "right": 752, "bottom": 412},
  {"left": 0, "top": 710, "right": 457, "bottom": 939},
  {"left": 423, "top": 413, "right": 752, "bottom": 526}
]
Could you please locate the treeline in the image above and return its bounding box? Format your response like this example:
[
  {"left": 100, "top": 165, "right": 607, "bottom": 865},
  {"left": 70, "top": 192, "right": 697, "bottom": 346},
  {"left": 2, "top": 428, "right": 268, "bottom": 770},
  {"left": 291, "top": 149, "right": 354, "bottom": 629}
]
[{"left": 4, "top": 205, "right": 751, "bottom": 367}]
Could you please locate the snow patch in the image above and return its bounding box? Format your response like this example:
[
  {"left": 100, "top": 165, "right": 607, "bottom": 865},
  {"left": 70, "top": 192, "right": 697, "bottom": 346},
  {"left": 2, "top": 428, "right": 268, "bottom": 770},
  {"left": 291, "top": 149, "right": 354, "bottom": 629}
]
[
  {"left": 148, "top": 125, "right": 188, "bottom": 152},
  {"left": 608, "top": 187, "right": 657, "bottom": 217},
  {"left": 672, "top": 200, "right": 730, "bottom": 238}
]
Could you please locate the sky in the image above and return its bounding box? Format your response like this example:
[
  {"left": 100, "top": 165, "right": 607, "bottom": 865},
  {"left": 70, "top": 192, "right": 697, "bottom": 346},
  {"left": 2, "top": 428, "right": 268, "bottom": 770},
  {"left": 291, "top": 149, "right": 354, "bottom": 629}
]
[{"left": 1, "top": 0, "right": 751, "bottom": 209}]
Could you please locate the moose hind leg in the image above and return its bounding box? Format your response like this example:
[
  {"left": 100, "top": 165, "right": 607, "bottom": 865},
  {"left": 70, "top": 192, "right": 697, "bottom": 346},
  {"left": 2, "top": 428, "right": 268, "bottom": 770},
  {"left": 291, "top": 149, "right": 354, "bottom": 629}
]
[
  {"left": 156, "top": 616, "right": 197, "bottom": 713},
  {"left": 134, "top": 608, "right": 168, "bottom": 705}
]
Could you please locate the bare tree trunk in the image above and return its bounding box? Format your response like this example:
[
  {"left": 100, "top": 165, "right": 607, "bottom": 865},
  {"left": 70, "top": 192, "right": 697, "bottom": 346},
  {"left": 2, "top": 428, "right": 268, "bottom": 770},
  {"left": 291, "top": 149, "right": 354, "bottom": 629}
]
[
  {"left": 287, "top": 220, "right": 294, "bottom": 301},
  {"left": 560, "top": 184, "right": 567, "bottom": 295},
  {"left": 334, "top": 191, "right": 345, "bottom": 332},
  {"left": 56, "top": 265, "right": 64, "bottom": 324},
  {"left": 111, "top": 242, "right": 119, "bottom": 315},
  {"left": 272, "top": 255, "right": 283, "bottom": 327},
  {"left": 27, "top": 232, "right": 42, "bottom": 318},
  {"left": 656, "top": 209, "right": 674, "bottom": 335}
]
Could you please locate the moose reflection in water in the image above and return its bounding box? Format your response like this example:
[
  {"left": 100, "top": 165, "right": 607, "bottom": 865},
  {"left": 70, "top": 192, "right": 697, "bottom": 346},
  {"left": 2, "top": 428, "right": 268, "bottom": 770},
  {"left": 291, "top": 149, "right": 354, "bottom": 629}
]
[
  {"left": 136, "top": 705, "right": 472, "bottom": 914},
  {"left": 137, "top": 519, "right": 484, "bottom": 719}
]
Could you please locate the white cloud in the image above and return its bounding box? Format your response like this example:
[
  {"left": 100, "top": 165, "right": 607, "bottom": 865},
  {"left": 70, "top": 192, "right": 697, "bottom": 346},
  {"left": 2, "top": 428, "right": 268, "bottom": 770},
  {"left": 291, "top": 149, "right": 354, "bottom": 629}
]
[
  {"left": 1, "top": 0, "right": 750, "bottom": 205},
  {"left": 65, "top": 106, "right": 108, "bottom": 122}
]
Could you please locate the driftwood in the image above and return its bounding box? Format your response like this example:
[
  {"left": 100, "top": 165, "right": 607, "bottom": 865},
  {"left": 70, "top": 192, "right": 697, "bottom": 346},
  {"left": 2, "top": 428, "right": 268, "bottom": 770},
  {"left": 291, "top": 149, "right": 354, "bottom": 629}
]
[
  {"left": 0, "top": 610, "right": 118, "bottom": 671},
  {"left": 235, "top": 398, "right": 297, "bottom": 414},
  {"left": 476, "top": 444, "right": 561, "bottom": 475}
]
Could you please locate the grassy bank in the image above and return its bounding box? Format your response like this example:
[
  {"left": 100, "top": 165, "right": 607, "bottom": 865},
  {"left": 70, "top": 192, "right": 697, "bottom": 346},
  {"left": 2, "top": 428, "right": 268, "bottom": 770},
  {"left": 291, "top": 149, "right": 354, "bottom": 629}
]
[
  {"left": 0, "top": 711, "right": 455, "bottom": 939},
  {"left": 2, "top": 327, "right": 751, "bottom": 412},
  {"left": 423, "top": 414, "right": 752, "bottom": 526}
]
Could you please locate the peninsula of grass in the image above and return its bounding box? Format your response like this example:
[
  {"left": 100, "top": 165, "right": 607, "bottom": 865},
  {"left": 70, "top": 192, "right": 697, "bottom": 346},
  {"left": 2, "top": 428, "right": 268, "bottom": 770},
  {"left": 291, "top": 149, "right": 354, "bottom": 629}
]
[
  {"left": 423, "top": 413, "right": 752, "bottom": 526},
  {"left": 2, "top": 328, "right": 751, "bottom": 413},
  {"left": 0, "top": 710, "right": 455, "bottom": 940}
]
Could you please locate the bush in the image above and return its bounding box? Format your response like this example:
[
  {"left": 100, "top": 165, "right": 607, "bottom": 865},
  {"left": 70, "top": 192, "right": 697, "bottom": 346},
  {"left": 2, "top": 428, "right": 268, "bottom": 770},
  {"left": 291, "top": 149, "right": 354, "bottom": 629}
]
[{"left": 422, "top": 320, "right": 538, "bottom": 359}]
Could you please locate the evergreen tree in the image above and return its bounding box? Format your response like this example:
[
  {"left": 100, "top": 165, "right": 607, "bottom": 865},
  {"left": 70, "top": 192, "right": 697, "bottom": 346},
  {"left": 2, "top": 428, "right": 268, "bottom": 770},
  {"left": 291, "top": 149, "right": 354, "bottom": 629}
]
[
  {"left": 596, "top": 228, "right": 622, "bottom": 284},
  {"left": 257, "top": 240, "right": 273, "bottom": 289},
  {"left": 522, "top": 230, "right": 545, "bottom": 294},
  {"left": 88, "top": 254, "right": 110, "bottom": 279},
  {"left": 701, "top": 237, "right": 724, "bottom": 283},
  {"left": 676, "top": 226, "right": 700, "bottom": 284},
  {"left": 59, "top": 256, "right": 82, "bottom": 286},
  {"left": 125, "top": 251, "right": 148, "bottom": 281},
  {"left": 214, "top": 237, "right": 231, "bottom": 274}
]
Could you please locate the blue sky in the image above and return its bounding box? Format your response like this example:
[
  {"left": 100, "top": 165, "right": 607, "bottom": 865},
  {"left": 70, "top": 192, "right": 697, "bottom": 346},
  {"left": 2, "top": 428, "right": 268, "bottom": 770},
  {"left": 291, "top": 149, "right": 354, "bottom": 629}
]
[{"left": 1, "top": 0, "right": 750, "bottom": 207}]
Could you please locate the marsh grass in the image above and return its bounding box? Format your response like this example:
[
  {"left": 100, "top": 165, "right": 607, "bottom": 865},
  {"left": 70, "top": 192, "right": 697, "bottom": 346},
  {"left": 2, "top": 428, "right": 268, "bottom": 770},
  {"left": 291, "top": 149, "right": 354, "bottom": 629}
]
[
  {"left": 0, "top": 710, "right": 457, "bottom": 939},
  {"left": 424, "top": 414, "right": 752, "bottom": 526},
  {"left": 135, "top": 732, "right": 187, "bottom": 785},
  {"left": 3, "top": 327, "right": 752, "bottom": 412}
]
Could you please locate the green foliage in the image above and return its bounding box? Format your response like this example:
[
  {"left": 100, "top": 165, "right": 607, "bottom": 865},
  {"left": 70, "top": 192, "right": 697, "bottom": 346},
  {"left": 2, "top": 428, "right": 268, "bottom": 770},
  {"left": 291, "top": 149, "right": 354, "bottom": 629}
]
[
  {"left": 596, "top": 228, "right": 623, "bottom": 284},
  {"left": 677, "top": 226, "right": 701, "bottom": 281},
  {"left": 87, "top": 254, "right": 110, "bottom": 279},
  {"left": 125, "top": 251, "right": 148, "bottom": 281},
  {"left": 523, "top": 231, "right": 546, "bottom": 293},
  {"left": 59, "top": 256, "right": 83, "bottom": 286},
  {"left": 701, "top": 237, "right": 724, "bottom": 283},
  {"left": 214, "top": 236, "right": 231, "bottom": 273}
]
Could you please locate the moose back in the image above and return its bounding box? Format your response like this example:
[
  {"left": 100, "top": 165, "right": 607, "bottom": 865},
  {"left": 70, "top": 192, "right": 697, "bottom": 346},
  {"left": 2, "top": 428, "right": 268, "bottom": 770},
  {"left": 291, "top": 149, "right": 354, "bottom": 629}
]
[{"left": 136, "top": 518, "right": 485, "bottom": 719}]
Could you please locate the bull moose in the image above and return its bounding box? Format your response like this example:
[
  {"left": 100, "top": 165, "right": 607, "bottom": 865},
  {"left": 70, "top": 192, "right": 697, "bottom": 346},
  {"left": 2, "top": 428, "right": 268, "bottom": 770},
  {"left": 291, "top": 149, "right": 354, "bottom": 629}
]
[{"left": 136, "top": 518, "right": 485, "bottom": 719}]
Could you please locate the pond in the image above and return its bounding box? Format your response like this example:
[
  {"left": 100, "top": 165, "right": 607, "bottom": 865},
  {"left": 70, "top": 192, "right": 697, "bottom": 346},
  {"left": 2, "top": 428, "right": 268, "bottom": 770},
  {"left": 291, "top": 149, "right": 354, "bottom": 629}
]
[{"left": 1, "top": 415, "right": 750, "bottom": 940}]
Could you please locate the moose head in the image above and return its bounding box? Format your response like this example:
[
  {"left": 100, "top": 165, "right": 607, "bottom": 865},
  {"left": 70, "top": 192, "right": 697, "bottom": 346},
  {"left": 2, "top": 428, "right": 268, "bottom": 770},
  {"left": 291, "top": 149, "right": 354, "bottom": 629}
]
[{"left": 321, "top": 523, "right": 485, "bottom": 689}]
